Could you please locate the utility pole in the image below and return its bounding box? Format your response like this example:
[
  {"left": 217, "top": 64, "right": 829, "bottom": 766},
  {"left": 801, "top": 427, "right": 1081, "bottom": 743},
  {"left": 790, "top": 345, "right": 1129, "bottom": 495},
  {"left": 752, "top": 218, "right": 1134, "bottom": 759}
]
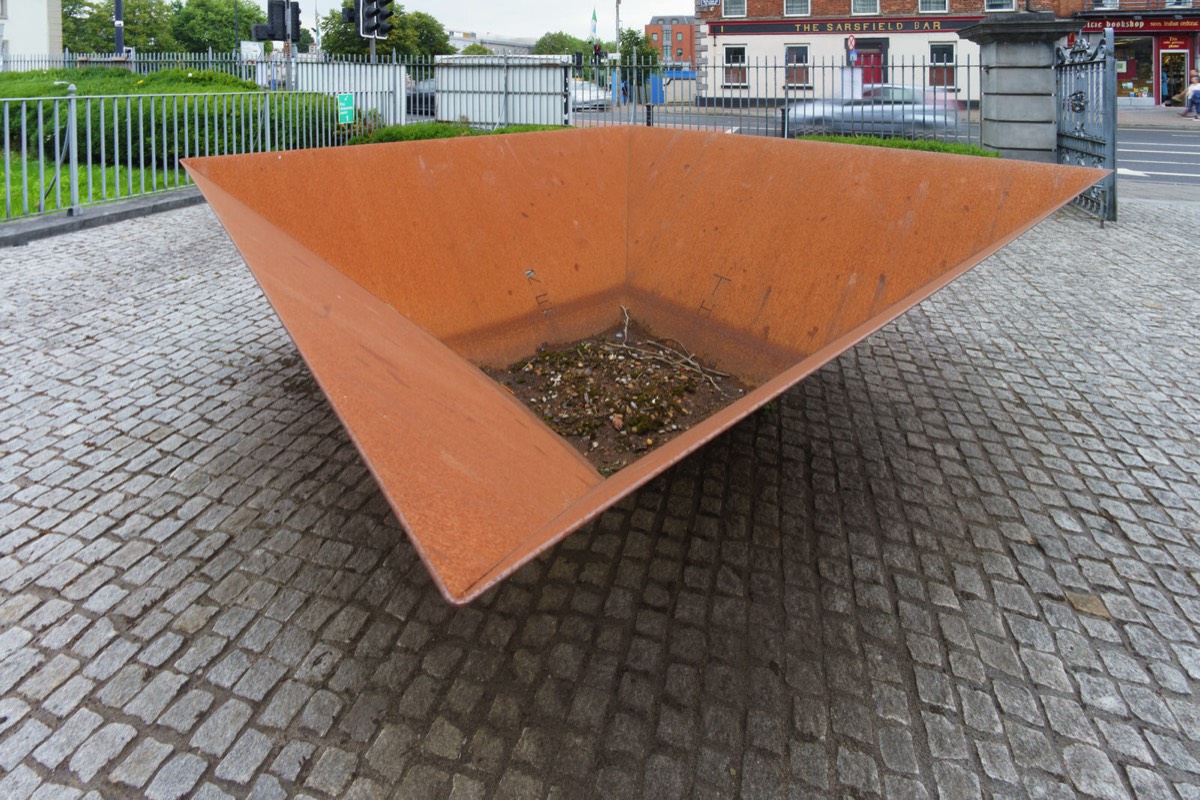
[{"left": 114, "top": 0, "right": 125, "bottom": 55}]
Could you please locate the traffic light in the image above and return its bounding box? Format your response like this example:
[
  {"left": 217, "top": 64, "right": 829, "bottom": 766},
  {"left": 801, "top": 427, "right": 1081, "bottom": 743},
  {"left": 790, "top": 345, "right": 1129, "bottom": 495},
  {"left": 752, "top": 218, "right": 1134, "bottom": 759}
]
[
  {"left": 359, "top": 0, "right": 393, "bottom": 39},
  {"left": 266, "top": 0, "right": 286, "bottom": 39},
  {"left": 289, "top": 1, "right": 302, "bottom": 42},
  {"left": 593, "top": 43, "right": 601, "bottom": 62},
  {"left": 255, "top": 0, "right": 301, "bottom": 43},
  {"left": 375, "top": 0, "right": 394, "bottom": 38},
  {"left": 359, "top": 0, "right": 377, "bottom": 37}
]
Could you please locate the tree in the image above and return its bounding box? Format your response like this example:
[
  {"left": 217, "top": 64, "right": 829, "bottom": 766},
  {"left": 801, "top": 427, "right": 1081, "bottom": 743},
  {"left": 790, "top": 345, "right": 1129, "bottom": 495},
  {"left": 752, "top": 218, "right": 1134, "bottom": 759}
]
[
  {"left": 532, "top": 31, "right": 586, "bottom": 56},
  {"left": 297, "top": 27, "right": 315, "bottom": 53},
  {"left": 171, "top": 0, "right": 265, "bottom": 53},
  {"left": 64, "top": 0, "right": 179, "bottom": 53},
  {"left": 318, "top": 2, "right": 454, "bottom": 59},
  {"left": 459, "top": 43, "right": 491, "bottom": 56},
  {"left": 398, "top": 12, "right": 454, "bottom": 58},
  {"left": 63, "top": 0, "right": 111, "bottom": 53},
  {"left": 618, "top": 28, "right": 659, "bottom": 87}
]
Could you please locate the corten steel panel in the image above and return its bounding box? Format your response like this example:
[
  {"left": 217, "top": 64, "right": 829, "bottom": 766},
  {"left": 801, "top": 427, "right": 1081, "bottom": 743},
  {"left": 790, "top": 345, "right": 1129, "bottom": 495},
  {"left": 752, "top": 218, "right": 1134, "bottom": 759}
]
[{"left": 183, "top": 127, "right": 1105, "bottom": 604}]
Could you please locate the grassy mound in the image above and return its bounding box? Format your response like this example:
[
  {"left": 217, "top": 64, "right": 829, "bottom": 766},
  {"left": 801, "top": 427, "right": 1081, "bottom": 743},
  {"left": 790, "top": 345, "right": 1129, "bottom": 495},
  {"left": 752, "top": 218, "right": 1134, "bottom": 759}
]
[
  {"left": 0, "top": 68, "right": 259, "bottom": 99},
  {"left": 796, "top": 134, "right": 998, "bottom": 158},
  {"left": 348, "top": 122, "right": 567, "bottom": 145}
]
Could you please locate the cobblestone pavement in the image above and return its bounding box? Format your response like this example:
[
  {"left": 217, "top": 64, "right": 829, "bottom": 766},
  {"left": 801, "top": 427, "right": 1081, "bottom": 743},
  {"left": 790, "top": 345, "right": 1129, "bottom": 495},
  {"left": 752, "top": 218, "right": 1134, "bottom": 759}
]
[{"left": 0, "top": 198, "right": 1198, "bottom": 800}]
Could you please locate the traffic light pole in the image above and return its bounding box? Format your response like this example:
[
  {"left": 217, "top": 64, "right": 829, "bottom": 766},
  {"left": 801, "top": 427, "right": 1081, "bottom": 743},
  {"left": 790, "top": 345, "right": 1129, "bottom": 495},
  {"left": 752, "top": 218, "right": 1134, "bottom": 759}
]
[
  {"left": 614, "top": 0, "right": 622, "bottom": 109},
  {"left": 284, "top": 1, "right": 293, "bottom": 91},
  {"left": 370, "top": 37, "right": 376, "bottom": 64}
]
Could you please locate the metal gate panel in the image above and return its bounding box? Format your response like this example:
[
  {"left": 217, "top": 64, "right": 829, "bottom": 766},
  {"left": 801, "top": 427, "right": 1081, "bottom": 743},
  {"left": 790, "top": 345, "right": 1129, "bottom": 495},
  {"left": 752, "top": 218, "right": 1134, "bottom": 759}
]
[{"left": 1057, "top": 28, "right": 1118, "bottom": 222}]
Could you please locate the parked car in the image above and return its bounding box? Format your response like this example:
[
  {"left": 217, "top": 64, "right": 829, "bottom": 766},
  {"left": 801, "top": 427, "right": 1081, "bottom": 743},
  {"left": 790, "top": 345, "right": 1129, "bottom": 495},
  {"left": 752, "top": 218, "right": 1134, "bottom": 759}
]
[
  {"left": 407, "top": 78, "right": 436, "bottom": 117},
  {"left": 571, "top": 80, "right": 610, "bottom": 110},
  {"left": 786, "top": 84, "right": 961, "bottom": 137}
]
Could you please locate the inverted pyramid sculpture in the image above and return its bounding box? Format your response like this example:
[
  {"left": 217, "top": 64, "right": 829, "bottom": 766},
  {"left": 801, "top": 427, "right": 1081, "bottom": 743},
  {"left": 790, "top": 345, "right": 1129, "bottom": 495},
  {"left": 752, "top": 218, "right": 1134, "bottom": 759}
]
[{"left": 183, "top": 127, "right": 1105, "bottom": 604}]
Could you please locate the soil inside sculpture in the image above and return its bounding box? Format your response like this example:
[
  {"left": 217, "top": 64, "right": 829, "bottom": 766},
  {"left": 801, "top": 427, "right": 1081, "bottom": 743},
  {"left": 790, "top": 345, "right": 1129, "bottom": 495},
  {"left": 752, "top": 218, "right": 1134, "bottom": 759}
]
[{"left": 484, "top": 313, "right": 754, "bottom": 475}]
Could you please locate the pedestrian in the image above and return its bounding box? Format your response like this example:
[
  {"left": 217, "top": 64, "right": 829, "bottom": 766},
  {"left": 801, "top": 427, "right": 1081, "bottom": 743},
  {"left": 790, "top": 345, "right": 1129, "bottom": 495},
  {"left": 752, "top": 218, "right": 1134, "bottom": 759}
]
[{"left": 1180, "top": 70, "right": 1200, "bottom": 116}]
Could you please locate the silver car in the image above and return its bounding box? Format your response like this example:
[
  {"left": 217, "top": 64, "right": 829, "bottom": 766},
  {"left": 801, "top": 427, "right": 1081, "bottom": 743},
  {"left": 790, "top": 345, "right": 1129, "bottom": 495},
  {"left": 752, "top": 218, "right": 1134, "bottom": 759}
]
[{"left": 786, "top": 85, "right": 961, "bottom": 137}]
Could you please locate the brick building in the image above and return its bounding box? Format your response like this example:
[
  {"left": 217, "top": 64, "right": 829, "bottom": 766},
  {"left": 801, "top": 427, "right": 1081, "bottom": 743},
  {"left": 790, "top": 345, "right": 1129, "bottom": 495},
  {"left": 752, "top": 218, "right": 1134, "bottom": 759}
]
[
  {"left": 694, "top": 0, "right": 1199, "bottom": 105},
  {"left": 646, "top": 15, "right": 698, "bottom": 66}
]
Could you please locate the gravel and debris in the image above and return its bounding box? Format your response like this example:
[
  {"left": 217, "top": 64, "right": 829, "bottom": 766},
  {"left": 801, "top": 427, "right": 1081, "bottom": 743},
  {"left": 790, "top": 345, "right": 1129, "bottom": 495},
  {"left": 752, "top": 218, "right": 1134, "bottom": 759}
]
[{"left": 485, "top": 308, "right": 753, "bottom": 474}]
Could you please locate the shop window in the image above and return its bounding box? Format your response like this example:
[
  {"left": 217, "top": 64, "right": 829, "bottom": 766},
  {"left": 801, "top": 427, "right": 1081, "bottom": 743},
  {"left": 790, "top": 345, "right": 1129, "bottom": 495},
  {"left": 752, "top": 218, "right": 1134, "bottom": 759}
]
[
  {"left": 929, "top": 43, "right": 955, "bottom": 86},
  {"left": 724, "top": 0, "right": 747, "bottom": 17},
  {"left": 1115, "top": 36, "right": 1153, "bottom": 98},
  {"left": 852, "top": 0, "right": 880, "bottom": 14},
  {"left": 785, "top": 0, "right": 811, "bottom": 15},
  {"left": 919, "top": 0, "right": 948, "bottom": 11},
  {"left": 724, "top": 46, "right": 748, "bottom": 87},
  {"left": 786, "top": 45, "right": 811, "bottom": 87},
  {"left": 984, "top": 0, "right": 1016, "bottom": 9}
]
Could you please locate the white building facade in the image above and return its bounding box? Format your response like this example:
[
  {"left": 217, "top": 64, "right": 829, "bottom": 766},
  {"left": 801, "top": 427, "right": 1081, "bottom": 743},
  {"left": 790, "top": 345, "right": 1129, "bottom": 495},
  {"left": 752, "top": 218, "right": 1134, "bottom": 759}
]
[{"left": 1, "top": 0, "right": 63, "bottom": 58}]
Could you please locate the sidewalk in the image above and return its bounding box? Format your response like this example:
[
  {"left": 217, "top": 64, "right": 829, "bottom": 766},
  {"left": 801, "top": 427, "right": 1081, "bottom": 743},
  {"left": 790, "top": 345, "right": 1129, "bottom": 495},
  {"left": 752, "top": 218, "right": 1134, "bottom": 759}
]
[
  {"left": 0, "top": 199, "right": 1198, "bottom": 798},
  {"left": 1117, "top": 104, "right": 1200, "bottom": 130}
]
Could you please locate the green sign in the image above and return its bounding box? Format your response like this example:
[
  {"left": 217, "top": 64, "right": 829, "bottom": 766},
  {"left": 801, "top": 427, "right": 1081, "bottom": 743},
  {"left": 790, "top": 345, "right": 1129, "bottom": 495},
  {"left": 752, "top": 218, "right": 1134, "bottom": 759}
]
[{"left": 337, "top": 93, "right": 354, "bottom": 124}]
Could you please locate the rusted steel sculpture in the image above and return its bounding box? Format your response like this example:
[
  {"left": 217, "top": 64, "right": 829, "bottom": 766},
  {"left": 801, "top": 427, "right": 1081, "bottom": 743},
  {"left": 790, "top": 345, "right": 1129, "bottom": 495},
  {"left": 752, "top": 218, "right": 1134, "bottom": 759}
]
[{"left": 184, "top": 127, "right": 1104, "bottom": 604}]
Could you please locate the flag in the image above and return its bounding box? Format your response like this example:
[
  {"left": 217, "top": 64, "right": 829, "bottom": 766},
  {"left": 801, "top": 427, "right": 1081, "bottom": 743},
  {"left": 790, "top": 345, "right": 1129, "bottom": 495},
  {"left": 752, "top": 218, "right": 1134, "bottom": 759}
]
[{"left": 590, "top": 8, "right": 598, "bottom": 41}]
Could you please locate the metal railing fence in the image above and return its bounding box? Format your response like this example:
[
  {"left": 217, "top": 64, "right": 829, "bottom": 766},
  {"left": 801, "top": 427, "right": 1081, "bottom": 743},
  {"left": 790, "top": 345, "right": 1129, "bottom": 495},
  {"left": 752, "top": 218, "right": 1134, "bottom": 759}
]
[
  {"left": 2, "top": 53, "right": 982, "bottom": 222},
  {"left": 3, "top": 87, "right": 393, "bottom": 220}
]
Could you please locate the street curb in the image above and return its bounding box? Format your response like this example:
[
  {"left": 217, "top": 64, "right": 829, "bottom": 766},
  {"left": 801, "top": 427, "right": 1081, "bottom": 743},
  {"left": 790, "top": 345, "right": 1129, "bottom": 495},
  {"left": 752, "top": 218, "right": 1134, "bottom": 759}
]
[{"left": 0, "top": 187, "right": 206, "bottom": 248}]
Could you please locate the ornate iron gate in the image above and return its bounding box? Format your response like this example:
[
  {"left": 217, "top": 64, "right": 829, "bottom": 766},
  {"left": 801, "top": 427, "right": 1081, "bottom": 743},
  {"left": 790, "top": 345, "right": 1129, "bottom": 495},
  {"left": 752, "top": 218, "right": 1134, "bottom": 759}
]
[{"left": 1056, "top": 28, "right": 1117, "bottom": 222}]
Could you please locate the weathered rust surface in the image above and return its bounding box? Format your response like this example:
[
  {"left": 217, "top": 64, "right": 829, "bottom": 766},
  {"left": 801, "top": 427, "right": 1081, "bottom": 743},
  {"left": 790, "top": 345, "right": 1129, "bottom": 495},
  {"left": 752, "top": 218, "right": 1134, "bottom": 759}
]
[{"left": 183, "top": 127, "right": 1105, "bottom": 604}]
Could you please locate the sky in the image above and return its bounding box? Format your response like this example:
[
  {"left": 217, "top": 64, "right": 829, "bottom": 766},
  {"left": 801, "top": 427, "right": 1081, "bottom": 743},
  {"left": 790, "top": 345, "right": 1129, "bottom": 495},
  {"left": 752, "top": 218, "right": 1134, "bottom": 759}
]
[{"left": 274, "top": 1, "right": 695, "bottom": 44}]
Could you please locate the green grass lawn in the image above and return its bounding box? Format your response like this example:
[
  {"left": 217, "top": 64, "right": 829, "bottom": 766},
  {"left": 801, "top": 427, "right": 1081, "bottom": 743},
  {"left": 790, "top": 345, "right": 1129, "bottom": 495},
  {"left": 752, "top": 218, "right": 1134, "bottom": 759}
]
[
  {"left": 0, "top": 67, "right": 260, "bottom": 100},
  {"left": 3, "top": 153, "right": 183, "bottom": 218},
  {"left": 795, "top": 134, "right": 998, "bottom": 158}
]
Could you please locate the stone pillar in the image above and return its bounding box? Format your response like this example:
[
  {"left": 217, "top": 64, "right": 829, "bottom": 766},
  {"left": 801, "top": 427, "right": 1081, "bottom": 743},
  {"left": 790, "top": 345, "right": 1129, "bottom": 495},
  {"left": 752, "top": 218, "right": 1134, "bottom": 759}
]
[{"left": 959, "top": 12, "right": 1081, "bottom": 163}]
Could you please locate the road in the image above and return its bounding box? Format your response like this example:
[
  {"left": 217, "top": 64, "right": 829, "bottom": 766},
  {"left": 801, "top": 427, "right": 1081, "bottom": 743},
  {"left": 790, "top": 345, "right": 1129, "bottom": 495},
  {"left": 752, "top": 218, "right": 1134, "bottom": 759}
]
[{"left": 1118, "top": 128, "right": 1200, "bottom": 193}]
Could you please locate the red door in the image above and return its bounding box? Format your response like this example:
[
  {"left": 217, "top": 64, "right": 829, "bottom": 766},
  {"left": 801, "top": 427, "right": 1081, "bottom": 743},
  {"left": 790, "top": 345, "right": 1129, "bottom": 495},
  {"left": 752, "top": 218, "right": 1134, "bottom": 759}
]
[{"left": 859, "top": 50, "right": 884, "bottom": 85}]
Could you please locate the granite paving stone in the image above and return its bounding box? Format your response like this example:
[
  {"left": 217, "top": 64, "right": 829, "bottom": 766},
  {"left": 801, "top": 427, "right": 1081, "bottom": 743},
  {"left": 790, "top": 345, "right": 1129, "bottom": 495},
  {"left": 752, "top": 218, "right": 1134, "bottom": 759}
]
[{"left": 1, "top": 199, "right": 1199, "bottom": 798}]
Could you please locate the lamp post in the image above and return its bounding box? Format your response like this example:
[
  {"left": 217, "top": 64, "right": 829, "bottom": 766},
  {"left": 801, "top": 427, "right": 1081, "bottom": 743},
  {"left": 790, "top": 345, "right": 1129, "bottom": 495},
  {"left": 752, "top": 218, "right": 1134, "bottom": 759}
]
[{"left": 114, "top": 0, "right": 125, "bottom": 54}]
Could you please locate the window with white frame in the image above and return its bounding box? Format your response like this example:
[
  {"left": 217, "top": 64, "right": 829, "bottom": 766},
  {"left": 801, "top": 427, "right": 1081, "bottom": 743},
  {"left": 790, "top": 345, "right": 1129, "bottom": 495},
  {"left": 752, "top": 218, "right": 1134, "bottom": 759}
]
[
  {"left": 677, "top": 32, "right": 684, "bottom": 40},
  {"left": 851, "top": 0, "right": 880, "bottom": 14},
  {"left": 785, "top": 0, "right": 811, "bottom": 15},
  {"left": 984, "top": 0, "right": 1016, "bottom": 10},
  {"left": 1166, "top": 0, "right": 1191, "bottom": 7},
  {"left": 1090, "top": 0, "right": 1118, "bottom": 7},
  {"left": 785, "top": 45, "right": 811, "bottom": 87},
  {"left": 724, "top": 0, "right": 747, "bottom": 17},
  {"left": 919, "top": 0, "right": 948, "bottom": 12},
  {"left": 724, "top": 46, "right": 748, "bottom": 86},
  {"left": 929, "top": 42, "right": 956, "bottom": 86}
]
